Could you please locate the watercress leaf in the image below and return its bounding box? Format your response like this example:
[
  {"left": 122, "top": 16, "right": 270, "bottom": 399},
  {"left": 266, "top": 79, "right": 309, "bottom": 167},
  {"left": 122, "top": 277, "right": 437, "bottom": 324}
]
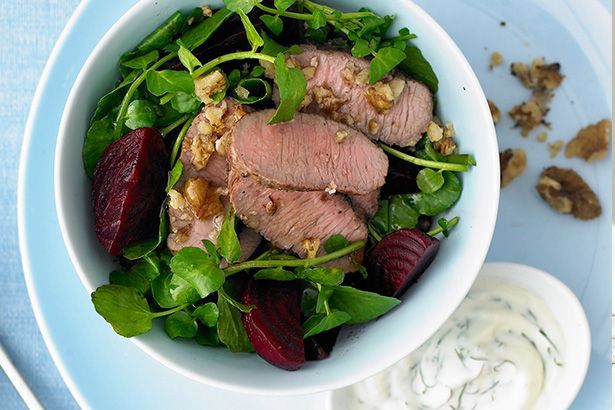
[
  {"left": 123, "top": 204, "right": 169, "bottom": 260},
  {"left": 170, "top": 91, "right": 201, "bottom": 113},
  {"left": 417, "top": 168, "right": 445, "bottom": 194},
  {"left": 164, "top": 311, "right": 198, "bottom": 339},
  {"left": 357, "top": 15, "right": 387, "bottom": 37},
  {"left": 370, "top": 199, "right": 390, "bottom": 237},
  {"left": 305, "top": 27, "right": 328, "bottom": 43},
  {"left": 170, "top": 247, "right": 225, "bottom": 298},
  {"left": 253, "top": 267, "right": 296, "bottom": 281},
  {"left": 351, "top": 39, "right": 372, "bottom": 58},
  {"left": 369, "top": 47, "right": 406, "bottom": 84},
  {"left": 91, "top": 72, "right": 139, "bottom": 122},
  {"left": 166, "top": 160, "right": 183, "bottom": 192},
  {"left": 155, "top": 102, "right": 184, "bottom": 127},
  {"left": 146, "top": 70, "right": 194, "bottom": 96},
  {"left": 109, "top": 269, "right": 150, "bottom": 295},
  {"left": 193, "top": 302, "right": 220, "bottom": 327},
  {"left": 407, "top": 171, "right": 461, "bottom": 216},
  {"left": 223, "top": 0, "right": 261, "bottom": 13},
  {"left": 327, "top": 286, "right": 400, "bottom": 324},
  {"left": 83, "top": 117, "right": 115, "bottom": 177},
  {"left": 232, "top": 77, "right": 272, "bottom": 104},
  {"left": 195, "top": 325, "right": 221, "bottom": 346},
  {"left": 301, "top": 287, "right": 318, "bottom": 317},
  {"left": 315, "top": 286, "right": 334, "bottom": 313},
  {"left": 237, "top": 9, "right": 264, "bottom": 52},
  {"left": 260, "top": 30, "right": 289, "bottom": 56},
  {"left": 136, "top": 11, "right": 184, "bottom": 52},
  {"left": 177, "top": 41, "right": 202, "bottom": 74},
  {"left": 308, "top": 9, "right": 327, "bottom": 30},
  {"left": 415, "top": 135, "right": 439, "bottom": 161},
  {"left": 274, "top": 0, "right": 295, "bottom": 12},
  {"left": 201, "top": 240, "right": 221, "bottom": 265},
  {"left": 217, "top": 290, "right": 254, "bottom": 352},
  {"left": 217, "top": 208, "right": 241, "bottom": 263},
  {"left": 398, "top": 45, "right": 439, "bottom": 93},
  {"left": 124, "top": 100, "right": 157, "bottom": 130},
  {"left": 250, "top": 65, "right": 265, "bottom": 78},
  {"left": 219, "top": 287, "right": 254, "bottom": 313},
  {"left": 445, "top": 154, "right": 477, "bottom": 166},
  {"left": 298, "top": 268, "right": 344, "bottom": 286},
  {"left": 269, "top": 53, "right": 307, "bottom": 124},
  {"left": 388, "top": 195, "right": 419, "bottom": 232},
  {"left": 140, "top": 253, "right": 164, "bottom": 280},
  {"left": 181, "top": 8, "right": 234, "bottom": 50},
  {"left": 259, "top": 14, "right": 283, "bottom": 36},
  {"left": 303, "top": 310, "right": 351, "bottom": 338},
  {"left": 121, "top": 50, "right": 160, "bottom": 70},
  {"left": 91, "top": 285, "right": 154, "bottom": 337},
  {"left": 323, "top": 234, "right": 350, "bottom": 254}
]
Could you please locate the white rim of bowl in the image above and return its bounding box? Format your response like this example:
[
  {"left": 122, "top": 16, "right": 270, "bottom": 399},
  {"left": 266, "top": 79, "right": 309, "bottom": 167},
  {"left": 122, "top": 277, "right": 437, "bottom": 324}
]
[{"left": 52, "top": 0, "right": 499, "bottom": 396}]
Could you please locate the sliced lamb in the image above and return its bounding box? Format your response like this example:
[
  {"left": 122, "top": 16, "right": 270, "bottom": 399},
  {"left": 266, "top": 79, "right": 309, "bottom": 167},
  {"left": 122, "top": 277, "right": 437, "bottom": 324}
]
[
  {"left": 348, "top": 189, "right": 380, "bottom": 220},
  {"left": 180, "top": 98, "right": 249, "bottom": 186},
  {"left": 286, "top": 45, "right": 433, "bottom": 147},
  {"left": 229, "top": 171, "right": 367, "bottom": 272},
  {"left": 230, "top": 110, "right": 388, "bottom": 195}
]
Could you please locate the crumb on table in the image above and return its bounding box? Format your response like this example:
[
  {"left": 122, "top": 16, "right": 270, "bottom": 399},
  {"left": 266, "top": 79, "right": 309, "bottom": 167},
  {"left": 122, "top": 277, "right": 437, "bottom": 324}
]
[
  {"left": 488, "top": 99, "right": 501, "bottom": 124},
  {"left": 548, "top": 140, "right": 564, "bottom": 158}
]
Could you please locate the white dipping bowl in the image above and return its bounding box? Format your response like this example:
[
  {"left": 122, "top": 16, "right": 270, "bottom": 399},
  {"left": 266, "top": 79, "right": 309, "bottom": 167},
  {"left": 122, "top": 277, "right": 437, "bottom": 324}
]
[
  {"left": 54, "top": 0, "right": 499, "bottom": 395},
  {"left": 328, "top": 262, "right": 591, "bottom": 408}
]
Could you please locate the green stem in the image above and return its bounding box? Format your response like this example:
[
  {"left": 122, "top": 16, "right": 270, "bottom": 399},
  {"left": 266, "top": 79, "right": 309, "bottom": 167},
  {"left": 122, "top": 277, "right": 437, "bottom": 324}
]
[
  {"left": 223, "top": 241, "right": 366, "bottom": 276},
  {"left": 170, "top": 113, "right": 197, "bottom": 166},
  {"left": 256, "top": 3, "right": 374, "bottom": 21},
  {"left": 368, "top": 224, "right": 382, "bottom": 241},
  {"left": 114, "top": 52, "right": 176, "bottom": 138},
  {"left": 192, "top": 52, "right": 275, "bottom": 78},
  {"left": 150, "top": 303, "right": 189, "bottom": 318},
  {"left": 379, "top": 143, "right": 469, "bottom": 172},
  {"left": 160, "top": 113, "right": 191, "bottom": 136},
  {"left": 426, "top": 216, "right": 460, "bottom": 236},
  {"left": 316, "top": 283, "right": 332, "bottom": 315}
]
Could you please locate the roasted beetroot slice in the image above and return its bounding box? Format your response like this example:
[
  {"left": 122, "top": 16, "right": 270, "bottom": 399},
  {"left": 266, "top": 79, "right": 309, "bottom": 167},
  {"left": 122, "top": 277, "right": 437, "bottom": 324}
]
[
  {"left": 242, "top": 280, "right": 305, "bottom": 371},
  {"left": 366, "top": 229, "right": 440, "bottom": 297},
  {"left": 92, "top": 128, "right": 168, "bottom": 256},
  {"left": 305, "top": 327, "right": 340, "bottom": 361}
]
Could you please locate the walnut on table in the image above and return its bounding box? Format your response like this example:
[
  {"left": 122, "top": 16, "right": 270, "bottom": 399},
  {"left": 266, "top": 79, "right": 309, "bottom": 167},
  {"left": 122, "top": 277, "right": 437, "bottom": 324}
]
[
  {"left": 499, "top": 149, "right": 527, "bottom": 188},
  {"left": 487, "top": 99, "right": 501, "bottom": 124},
  {"left": 536, "top": 166, "right": 601, "bottom": 220},
  {"left": 565, "top": 119, "right": 611, "bottom": 162}
]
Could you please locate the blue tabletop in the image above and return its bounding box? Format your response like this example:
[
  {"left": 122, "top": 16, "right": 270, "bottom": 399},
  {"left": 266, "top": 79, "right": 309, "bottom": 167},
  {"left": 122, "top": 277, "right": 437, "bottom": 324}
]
[
  {"left": 0, "top": 1, "right": 79, "bottom": 408},
  {"left": 0, "top": 1, "right": 611, "bottom": 409}
]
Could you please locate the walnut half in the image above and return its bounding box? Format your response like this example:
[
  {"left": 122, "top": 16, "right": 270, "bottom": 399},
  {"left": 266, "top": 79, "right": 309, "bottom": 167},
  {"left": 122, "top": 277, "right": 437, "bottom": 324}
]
[
  {"left": 499, "top": 148, "right": 527, "bottom": 188},
  {"left": 536, "top": 166, "right": 601, "bottom": 220},
  {"left": 565, "top": 119, "right": 611, "bottom": 162}
]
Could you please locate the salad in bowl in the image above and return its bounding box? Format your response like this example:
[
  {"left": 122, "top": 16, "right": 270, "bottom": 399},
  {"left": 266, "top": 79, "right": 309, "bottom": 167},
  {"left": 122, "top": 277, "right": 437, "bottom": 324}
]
[{"left": 55, "top": 0, "right": 498, "bottom": 391}]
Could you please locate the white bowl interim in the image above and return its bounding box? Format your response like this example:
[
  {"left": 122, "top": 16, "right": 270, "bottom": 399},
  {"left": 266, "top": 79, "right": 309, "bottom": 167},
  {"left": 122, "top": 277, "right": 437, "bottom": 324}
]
[
  {"left": 327, "top": 262, "right": 591, "bottom": 409},
  {"left": 54, "top": 0, "right": 499, "bottom": 395}
]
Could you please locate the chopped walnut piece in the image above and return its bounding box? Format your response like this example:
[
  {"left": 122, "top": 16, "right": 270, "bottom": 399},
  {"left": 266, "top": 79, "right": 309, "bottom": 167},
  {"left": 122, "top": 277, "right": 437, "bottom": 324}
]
[
  {"left": 537, "top": 132, "right": 548, "bottom": 143},
  {"left": 312, "top": 86, "right": 347, "bottom": 114},
  {"left": 536, "top": 166, "right": 601, "bottom": 220},
  {"left": 182, "top": 177, "right": 224, "bottom": 220},
  {"left": 389, "top": 78, "right": 406, "bottom": 100},
  {"left": 356, "top": 68, "right": 370, "bottom": 86},
  {"left": 489, "top": 52, "right": 504, "bottom": 70},
  {"left": 509, "top": 99, "right": 544, "bottom": 135},
  {"left": 499, "top": 149, "right": 527, "bottom": 188},
  {"left": 365, "top": 82, "right": 395, "bottom": 113},
  {"left": 511, "top": 58, "right": 564, "bottom": 92},
  {"left": 335, "top": 130, "right": 349, "bottom": 144},
  {"left": 443, "top": 122, "right": 455, "bottom": 139},
  {"left": 194, "top": 70, "right": 227, "bottom": 104},
  {"left": 341, "top": 62, "right": 358, "bottom": 86},
  {"left": 434, "top": 137, "right": 457, "bottom": 156},
  {"left": 265, "top": 196, "right": 277, "bottom": 215},
  {"left": 201, "top": 5, "right": 213, "bottom": 16},
  {"left": 303, "top": 238, "right": 321, "bottom": 259},
  {"left": 204, "top": 104, "right": 227, "bottom": 130},
  {"left": 168, "top": 189, "right": 186, "bottom": 210},
  {"left": 488, "top": 99, "right": 501, "bottom": 124},
  {"left": 325, "top": 181, "right": 337, "bottom": 195},
  {"left": 426, "top": 121, "right": 444, "bottom": 142},
  {"left": 548, "top": 140, "right": 564, "bottom": 158},
  {"left": 259, "top": 60, "right": 275, "bottom": 79},
  {"left": 565, "top": 119, "right": 611, "bottom": 162},
  {"left": 302, "top": 66, "right": 316, "bottom": 81},
  {"left": 368, "top": 119, "right": 380, "bottom": 135}
]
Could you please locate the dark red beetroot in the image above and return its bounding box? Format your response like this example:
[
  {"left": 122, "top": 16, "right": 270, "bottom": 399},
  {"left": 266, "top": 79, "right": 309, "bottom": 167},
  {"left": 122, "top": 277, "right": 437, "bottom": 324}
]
[
  {"left": 242, "top": 280, "right": 305, "bottom": 371},
  {"left": 92, "top": 128, "right": 168, "bottom": 256},
  {"left": 366, "top": 229, "right": 440, "bottom": 297}
]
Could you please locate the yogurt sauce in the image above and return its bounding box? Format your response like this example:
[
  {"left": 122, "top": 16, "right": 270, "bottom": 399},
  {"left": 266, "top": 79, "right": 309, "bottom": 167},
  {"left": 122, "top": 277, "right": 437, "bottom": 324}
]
[{"left": 344, "top": 276, "right": 565, "bottom": 410}]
